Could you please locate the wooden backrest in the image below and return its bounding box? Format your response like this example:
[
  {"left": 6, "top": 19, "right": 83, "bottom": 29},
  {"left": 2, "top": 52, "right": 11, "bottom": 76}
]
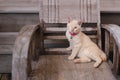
[
  {"left": 39, "top": 0, "right": 101, "bottom": 48},
  {"left": 39, "top": 0, "right": 100, "bottom": 23}
]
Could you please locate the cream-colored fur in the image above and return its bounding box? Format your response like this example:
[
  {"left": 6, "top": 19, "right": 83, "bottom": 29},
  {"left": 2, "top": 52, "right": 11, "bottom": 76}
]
[{"left": 66, "top": 20, "right": 107, "bottom": 68}]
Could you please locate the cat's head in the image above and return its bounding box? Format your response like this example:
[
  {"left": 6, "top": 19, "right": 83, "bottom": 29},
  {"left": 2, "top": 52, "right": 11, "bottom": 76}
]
[{"left": 67, "top": 19, "right": 82, "bottom": 35}]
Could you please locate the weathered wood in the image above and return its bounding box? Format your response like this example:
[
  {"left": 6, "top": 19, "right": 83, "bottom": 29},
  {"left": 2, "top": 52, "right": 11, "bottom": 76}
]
[
  {"left": 45, "top": 35, "right": 97, "bottom": 40},
  {"left": 0, "top": 55, "right": 12, "bottom": 73},
  {"left": 0, "top": 45, "right": 13, "bottom": 54},
  {"left": 1, "top": 0, "right": 120, "bottom": 13},
  {"left": 39, "top": 20, "right": 45, "bottom": 55},
  {"left": 102, "top": 24, "right": 120, "bottom": 75},
  {"left": 0, "top": 32, "right": 18, "bottom": 45},
  {"left": 40, "top": 0, "right": 101, "bottom": 47},
  {"left": 39, "top": 0, "right": 99, "bottom": 23},
  {"left": 30, "top": 55, "right": 116, "bottom": 80},
  {"left": 45, "top": 35, "right": 66, "bottom": 40},
  {"left": 45, "top": 27, "right": 97, "bottom": 32},
  {"left": 113, "top": 42, "right": 118, "bottom": 74},
  {"left": 12, "top": 25, "right": 40, "bottom": 80},
  {"left": 0, "top": 74, "right": 11, "bottom": 80},
  {"left": 45, "top": 48, "right": 70, "bottom": 55},
  {"left": 104, "top": 31, "right": 110, "bottom": 58},
  {"left": 8, "top": 1, "right": 118, "bottom": 80}
]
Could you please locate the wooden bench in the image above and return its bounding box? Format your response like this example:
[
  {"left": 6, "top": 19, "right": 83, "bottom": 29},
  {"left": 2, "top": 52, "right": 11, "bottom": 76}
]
[
  {"left": 0, "top": 0, "right": 119, "bottom": 80},
  {"left": 12, "top": 0, "right": 119, "bottom": 80}
]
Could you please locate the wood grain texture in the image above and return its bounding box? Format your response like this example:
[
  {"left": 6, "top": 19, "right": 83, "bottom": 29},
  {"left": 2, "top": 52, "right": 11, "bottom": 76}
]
[
  {"left": 0, "top": 55, "right": 12, "bottom": 73},
  {"left": 102, "top": 24, "right": 120, "bottom": 75},
  {"left": 39, "top": 0, "right": 99, "bottom": 23},
  {"left": 40, "top": 0, "right": 101, "bottom": 47},
  {"left": 12, "top": 25, "right": 40, "bottom": 80},
  {"left": 0, "top": 32, "right": 18, "bottom": 45},
  {"left": 30, "top": 55, "right": 116, "bottom": 80},
  {"left": 0, "top": 45, "right": 13, "bottom": 54}
]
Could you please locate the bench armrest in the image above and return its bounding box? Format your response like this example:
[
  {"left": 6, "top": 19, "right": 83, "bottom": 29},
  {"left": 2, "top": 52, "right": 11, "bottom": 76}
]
[
  {"left": 12, "top": 24, "right": 43, "bottom": 80},
  {"left": 102, "top": 24, "right": 120, "bottom": 75}
]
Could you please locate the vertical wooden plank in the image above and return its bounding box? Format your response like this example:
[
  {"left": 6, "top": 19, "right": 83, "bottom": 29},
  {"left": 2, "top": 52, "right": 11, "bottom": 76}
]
[
  {"left": 54, "top": 0, "right": 56, "bottom": 23},
  {"left": 116, "top": 48, "right": 120, "bottom": 74},
  {"left": 39, "top": 0, "right": 43, "bottom": 21},
  {"left": 96, "top": 0, "right": 101, "bottom": 47},
  {"left": 40, "top": 20, "right": 45, "bottom": 55},
  {"left": 56, "top": 0, "right": 59, "bottom": 23},
  {"left": 97, "top": 24, "right": 101, "bottom": 48},
  {"left": 49, "top": 0, "right": 51, "bottom": 23},
  {"left": 42, "top": 0, "right": 49, "bottom": 22},
  {"left": 113, "top": 39, "right": 120, "bottom": 75},
  {"left": 87, "top": 0, "right": 91, "bottom": 23},
  {"left": 91, "top": 0, "right": 97, "bottom": 23},
  {"left": 83, "top": 0, "right": 87, "bottom": 22},
  {"left": 79, "top": 0, "right": 81, "bottom": 20},
  {"left": 51, "top": 0, "right": 54, "bottom": 23},
  {"left": 104, "top": 31, "right": 110, "bottom": 58},
  {"left": 81, "top": 0, "right": 84, "bottom": 21},
  {"left": 113, "top": 42, "right": 117, "bottom": 74},
  {"left": 97, "top": 0, "right": 101, "bottom": 24}
]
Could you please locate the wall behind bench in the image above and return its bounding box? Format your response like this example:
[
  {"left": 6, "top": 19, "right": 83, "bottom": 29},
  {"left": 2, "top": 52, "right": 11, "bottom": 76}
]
[
  {"left": 0, "top": 0, "right": 120, "bottom": 30},
  {"left": 0, "top": 13, "right": 120, "bottom": 32}
]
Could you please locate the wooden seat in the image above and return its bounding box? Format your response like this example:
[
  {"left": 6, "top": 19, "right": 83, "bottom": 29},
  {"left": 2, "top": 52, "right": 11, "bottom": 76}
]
[{"left": 30, "top": 55, "right": 116, "bottom": 80}]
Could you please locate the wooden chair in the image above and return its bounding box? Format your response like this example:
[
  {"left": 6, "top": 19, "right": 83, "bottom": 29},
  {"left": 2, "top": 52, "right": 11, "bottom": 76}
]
[{"left": 2, "top": 0, "right": 118, "bottom": 80}]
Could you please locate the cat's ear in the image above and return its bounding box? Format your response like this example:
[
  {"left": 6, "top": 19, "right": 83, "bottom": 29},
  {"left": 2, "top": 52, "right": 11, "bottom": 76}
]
[
  {"left": 78, "top": 19, "right": 83, "bottom": 25},
  {"left": 67, "top": 17, "right": 71, "bottom": 23}
]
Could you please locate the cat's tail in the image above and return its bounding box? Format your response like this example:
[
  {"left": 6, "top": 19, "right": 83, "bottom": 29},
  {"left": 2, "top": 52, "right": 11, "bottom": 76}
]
[{"left": 100, "top": 52, "right": 107, "bottom": 61}]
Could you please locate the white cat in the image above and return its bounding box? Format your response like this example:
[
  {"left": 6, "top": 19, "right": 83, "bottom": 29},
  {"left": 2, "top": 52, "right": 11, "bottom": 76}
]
[{"left": 66, "top": 19, "right": 107, "bottom": 68}]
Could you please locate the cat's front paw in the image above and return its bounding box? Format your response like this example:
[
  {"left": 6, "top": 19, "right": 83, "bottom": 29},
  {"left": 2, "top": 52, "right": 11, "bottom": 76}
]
[
  {"left": 68, "top": 56, "right": 74, "bottom": 60},
  {"left": 66, "top": 47, "right": 72, "bottom": 51}
]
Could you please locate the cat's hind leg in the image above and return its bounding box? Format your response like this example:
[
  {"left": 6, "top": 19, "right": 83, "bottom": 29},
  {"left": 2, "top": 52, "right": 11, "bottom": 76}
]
[{"left": 74, "top": 56, "right": 91, "bottom": 63}]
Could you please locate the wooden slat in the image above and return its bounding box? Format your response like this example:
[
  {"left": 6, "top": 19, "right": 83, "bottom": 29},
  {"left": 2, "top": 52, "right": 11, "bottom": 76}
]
[
  {"left": 84, "top": 0, "right": 87, "bottom": 22},
  {"left": 46, "top": 27, "right": 97, "bottom": 32},
  {"left": 91, "top": 0, "right": 97, "bottom": 22},
  {"left": 0, "top": 32, "right": 18, "bottom": 45},
  {"left": 45, "top": 48, "right": 70, "bottom": 54},
  {"left": 87, "top": 0, "right": 91, "bottom": 22},
  {"left": 0, "top": 45, "right": 13, "bottom": 54},
  {"left": 45, "top": 35, "right": 97, "bottom": 40},
  {"left": 45, "top": 35, "right": 66, "bottom": 40},
  {"left": 113, "top": 42, "right": 118, "bottom": 74},
  {"left": 80, "top": 0, "right": 83, "bottom": 21},
  {"left": 104, "top": 31, "right": 110, "bottom": 57},
  {"left": 0, "top": 55, "right": 12, "bottom": 73},
  {"left": 0, "top": 26, "right": 22, "bottom": 32},
  {"left": 102, "top": 24, "right": 120, "bottom": 53}
]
